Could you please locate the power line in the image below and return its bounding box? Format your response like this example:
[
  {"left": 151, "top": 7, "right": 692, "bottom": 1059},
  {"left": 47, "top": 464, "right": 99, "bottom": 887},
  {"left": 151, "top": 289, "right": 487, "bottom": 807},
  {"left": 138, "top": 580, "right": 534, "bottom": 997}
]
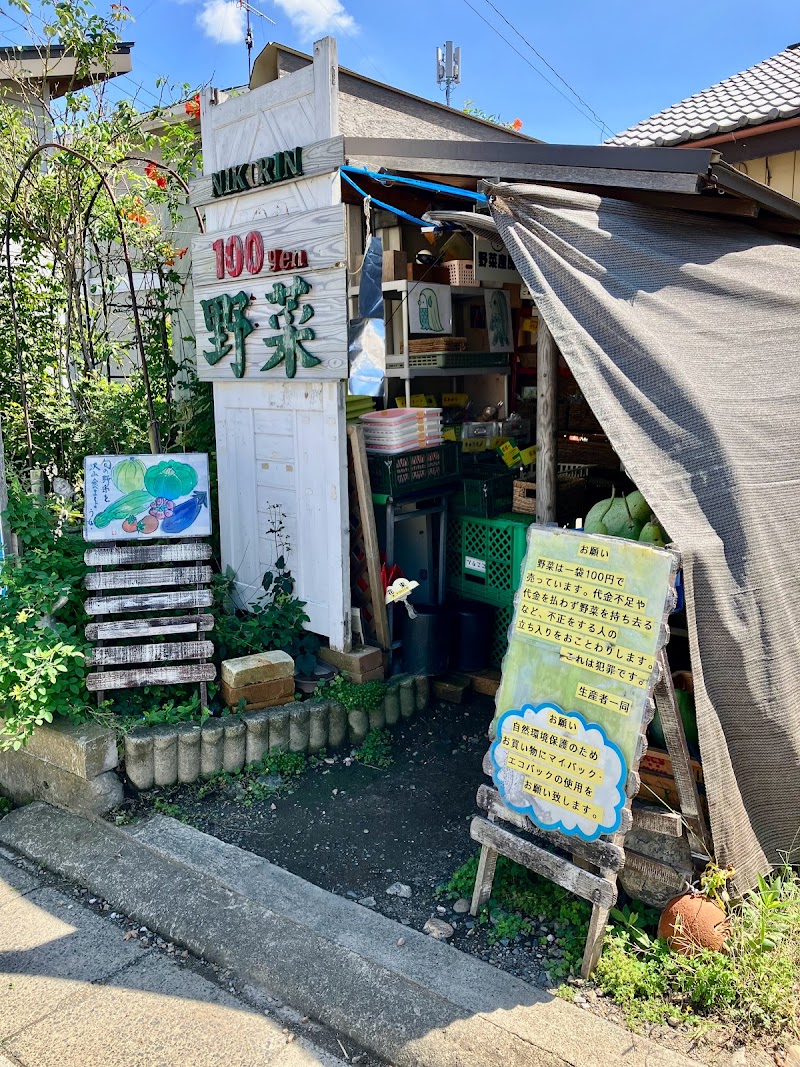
[
  {"left": 460, "top": 0, "right": 609, "bottom": 140},
  {"left": 478, "top": 0, "right": 613, "bottom": 138}
]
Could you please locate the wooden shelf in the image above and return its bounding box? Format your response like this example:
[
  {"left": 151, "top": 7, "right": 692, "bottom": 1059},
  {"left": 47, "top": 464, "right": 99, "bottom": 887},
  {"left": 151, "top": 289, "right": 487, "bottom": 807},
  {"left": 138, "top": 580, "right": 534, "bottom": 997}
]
[{"left": 348, "top": 281, "right": 490, "bottom": 299}]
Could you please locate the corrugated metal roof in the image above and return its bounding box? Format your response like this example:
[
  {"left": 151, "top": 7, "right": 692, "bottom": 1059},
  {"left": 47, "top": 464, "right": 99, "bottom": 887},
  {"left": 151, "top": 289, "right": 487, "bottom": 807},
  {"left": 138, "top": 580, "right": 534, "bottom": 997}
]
[{"left": 608, "top": 43, "right": 800, "bottom": 147}]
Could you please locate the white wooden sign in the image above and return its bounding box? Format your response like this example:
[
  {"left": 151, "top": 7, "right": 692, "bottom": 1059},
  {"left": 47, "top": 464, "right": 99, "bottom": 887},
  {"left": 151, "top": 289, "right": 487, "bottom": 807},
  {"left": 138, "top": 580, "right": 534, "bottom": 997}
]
[
  {"left": 83, "top": 454, "right": 211, "bottom": 542},
  {"left": 191, "top": 36, "right": 351, "bottom": 650},
  {"left": 474, "top": 235, "right": 523, "bottom": 284}
]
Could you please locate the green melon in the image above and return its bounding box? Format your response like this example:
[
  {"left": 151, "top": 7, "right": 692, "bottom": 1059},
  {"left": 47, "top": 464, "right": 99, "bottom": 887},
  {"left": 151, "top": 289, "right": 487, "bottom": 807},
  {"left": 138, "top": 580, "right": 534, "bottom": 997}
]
[
  {"left": 625, "top": 490, "right": 651, "bottom": 524},
  {"left": 639, "top": 520, "right": 666, "bottom": 547},
  {"left": 585, "top": 497, "right": 612, "bottom": 528}
]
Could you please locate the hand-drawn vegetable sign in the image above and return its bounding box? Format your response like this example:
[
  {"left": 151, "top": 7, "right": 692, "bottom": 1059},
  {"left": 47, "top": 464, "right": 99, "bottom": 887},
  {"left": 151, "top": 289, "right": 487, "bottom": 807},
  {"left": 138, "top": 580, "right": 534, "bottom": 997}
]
[{"left": 83, "top": 453, "right": 211, "bottom": 542}]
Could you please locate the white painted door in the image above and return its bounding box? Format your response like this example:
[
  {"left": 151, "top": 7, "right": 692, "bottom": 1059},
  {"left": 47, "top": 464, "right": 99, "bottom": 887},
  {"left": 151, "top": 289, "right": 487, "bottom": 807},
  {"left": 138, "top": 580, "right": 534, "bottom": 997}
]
[{"left": 215, "top": 379, "right": 350, "bottom": 650}]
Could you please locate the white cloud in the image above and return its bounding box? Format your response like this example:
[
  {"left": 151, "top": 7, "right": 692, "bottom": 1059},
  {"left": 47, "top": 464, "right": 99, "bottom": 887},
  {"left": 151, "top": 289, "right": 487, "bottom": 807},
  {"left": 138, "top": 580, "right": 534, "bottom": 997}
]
[
  {"left": 196, "top": 0, "right": 246, "bottom": 44},
  {"left": 271, "top": 0, "right": 357, "bottom": 38}
]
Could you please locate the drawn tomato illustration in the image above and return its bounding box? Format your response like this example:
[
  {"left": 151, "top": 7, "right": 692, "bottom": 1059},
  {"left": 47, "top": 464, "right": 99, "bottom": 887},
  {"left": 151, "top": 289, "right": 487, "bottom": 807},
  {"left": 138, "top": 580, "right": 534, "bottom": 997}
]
[
  {"left": 137, "top": 515, "right": 159, "bottom": 534},
  {"left": 121, "top": 515, "right": 139, "bottom": 533}
]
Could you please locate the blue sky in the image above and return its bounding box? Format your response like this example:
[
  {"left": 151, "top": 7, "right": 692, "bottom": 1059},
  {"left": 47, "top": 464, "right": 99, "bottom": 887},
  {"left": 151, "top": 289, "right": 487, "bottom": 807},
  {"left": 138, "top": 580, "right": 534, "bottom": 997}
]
[{"left": 6, "top": 0, "right": 800, "bottom": 143}]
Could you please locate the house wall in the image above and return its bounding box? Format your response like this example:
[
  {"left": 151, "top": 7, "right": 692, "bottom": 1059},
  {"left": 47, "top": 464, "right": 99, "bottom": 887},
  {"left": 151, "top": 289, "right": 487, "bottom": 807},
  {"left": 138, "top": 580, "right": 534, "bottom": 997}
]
[
  {"left": 275, "top": 49, "right": 529, "bottom": 144},
  {"left": 733, "top": 151, "right": 800, "bottom": 203}
]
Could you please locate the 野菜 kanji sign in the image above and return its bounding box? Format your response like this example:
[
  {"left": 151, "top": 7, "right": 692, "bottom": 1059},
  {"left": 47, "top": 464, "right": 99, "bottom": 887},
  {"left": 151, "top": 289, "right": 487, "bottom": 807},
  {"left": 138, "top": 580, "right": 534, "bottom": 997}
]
[
  {"left": 492, "top": 526, "right": 677, "bottom": 840},
  {"left": 198, "top": 275, "right": 319, "bottom": 379},
  {"left": 83, "top": 454, "right": 211, "bottom": 542},
  {"left": 262, "top": 276, "right": 319, "bottom": 376}
]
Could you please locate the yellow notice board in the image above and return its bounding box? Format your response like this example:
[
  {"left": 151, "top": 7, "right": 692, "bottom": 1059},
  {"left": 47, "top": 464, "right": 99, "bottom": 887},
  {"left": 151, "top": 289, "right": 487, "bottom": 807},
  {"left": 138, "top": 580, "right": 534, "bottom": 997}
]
[{"left": 491, "top": 526, "right": 677, "bottom": 842}]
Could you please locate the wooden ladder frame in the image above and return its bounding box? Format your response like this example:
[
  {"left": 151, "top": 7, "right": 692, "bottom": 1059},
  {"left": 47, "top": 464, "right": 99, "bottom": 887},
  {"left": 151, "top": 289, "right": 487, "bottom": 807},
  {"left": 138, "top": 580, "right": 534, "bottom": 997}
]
[
  {"left": 84, "top": 540, "right": 216, "bottom": 706},
  {"left": 470, "top": 649, "right": 710, "bottom": 977}
]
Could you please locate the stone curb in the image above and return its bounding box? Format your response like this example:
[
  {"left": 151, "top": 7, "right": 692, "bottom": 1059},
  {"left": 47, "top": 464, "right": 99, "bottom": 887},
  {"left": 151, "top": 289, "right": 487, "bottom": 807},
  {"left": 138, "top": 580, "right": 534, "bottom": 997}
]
[{"left": 124, "top": 675, "right": 430, "bottom": 791}]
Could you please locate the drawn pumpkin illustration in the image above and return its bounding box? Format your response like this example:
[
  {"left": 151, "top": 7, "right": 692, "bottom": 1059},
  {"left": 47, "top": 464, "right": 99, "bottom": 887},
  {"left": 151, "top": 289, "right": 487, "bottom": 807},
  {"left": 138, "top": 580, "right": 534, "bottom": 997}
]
[
  {"left": 417, "top": 288, "right": 443, "bottom": 332},
  {"left": 112, "top": 456, "right": 146, "bottom": 493},
  {"left": 144, "top": 459, "right": 198, "bottom": 500}
]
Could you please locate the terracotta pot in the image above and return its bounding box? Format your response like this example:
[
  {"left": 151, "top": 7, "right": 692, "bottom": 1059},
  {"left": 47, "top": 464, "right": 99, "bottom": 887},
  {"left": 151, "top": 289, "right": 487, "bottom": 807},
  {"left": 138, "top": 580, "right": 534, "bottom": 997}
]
[{"left": 658, "top": 892, "right": 730, "bottom": 955}]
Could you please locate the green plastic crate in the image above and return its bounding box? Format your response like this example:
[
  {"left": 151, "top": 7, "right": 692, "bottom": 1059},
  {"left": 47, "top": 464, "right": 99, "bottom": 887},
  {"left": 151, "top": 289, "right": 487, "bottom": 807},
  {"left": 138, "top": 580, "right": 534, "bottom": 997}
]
[
  {"left": 367, "top": 442, "right": 459, "bottom": 498},
  {"left": 491, "top": 602, "right": 515, "bottom": 668},
  {"left": 446, "top": 513, "right": 534, "bottom": 607},
  {"left": 451, "top": 469, "right": 517, "bottom": 517}
]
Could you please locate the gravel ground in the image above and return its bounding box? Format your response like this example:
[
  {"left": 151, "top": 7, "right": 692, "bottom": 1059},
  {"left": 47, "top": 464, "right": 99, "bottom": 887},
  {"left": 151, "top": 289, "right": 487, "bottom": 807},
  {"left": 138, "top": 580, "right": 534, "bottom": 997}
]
[{"left": 108, "top": 696, "right": 787, "bottom": 1067}]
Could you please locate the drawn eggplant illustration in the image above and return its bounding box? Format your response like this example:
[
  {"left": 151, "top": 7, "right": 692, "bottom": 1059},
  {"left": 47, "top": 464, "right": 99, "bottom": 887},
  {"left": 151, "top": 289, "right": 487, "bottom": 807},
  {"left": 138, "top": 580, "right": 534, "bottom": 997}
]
[{"left": 160, "top": 490, "right": 208, "bottom": 534}]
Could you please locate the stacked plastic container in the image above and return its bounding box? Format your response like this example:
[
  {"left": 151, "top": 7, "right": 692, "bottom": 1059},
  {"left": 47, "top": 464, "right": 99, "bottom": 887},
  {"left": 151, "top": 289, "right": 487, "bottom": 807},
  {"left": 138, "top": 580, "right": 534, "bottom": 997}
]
[{"left": 360, "top": 408, "right": 443, "bottom": 454}]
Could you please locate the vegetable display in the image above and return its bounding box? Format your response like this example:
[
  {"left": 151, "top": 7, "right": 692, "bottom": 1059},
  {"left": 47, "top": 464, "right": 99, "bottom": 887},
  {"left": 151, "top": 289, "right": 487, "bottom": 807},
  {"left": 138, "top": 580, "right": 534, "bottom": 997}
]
[{"left": 584, "top": 489, "right": 667, "bottom": 546}]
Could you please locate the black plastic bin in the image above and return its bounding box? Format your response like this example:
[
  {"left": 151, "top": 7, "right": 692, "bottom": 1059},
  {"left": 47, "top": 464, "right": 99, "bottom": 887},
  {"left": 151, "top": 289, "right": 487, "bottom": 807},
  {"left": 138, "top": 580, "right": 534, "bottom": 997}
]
[{"left": 397, "top": 604, "right": 449, "bottom": 676}]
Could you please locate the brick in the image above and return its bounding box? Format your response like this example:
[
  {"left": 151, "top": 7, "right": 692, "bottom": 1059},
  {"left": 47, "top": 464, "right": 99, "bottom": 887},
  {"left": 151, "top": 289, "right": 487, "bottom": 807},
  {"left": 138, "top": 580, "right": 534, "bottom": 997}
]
[
  {"left": 341, "top": 664, "right": 385, "bottom": 684},
  {"left": 433, "top": 673, "right": 471, "bottom": 704},
  {"left": 318, "top": 645, "right": 382, "bottom": 675},
  {"left": 221, "top": 675, "right": 294, "bottom": 710},
  {"left": 467, "top": 669, "right": 502, "bottom": 697},
  {"left": 221, "top": 651, "right": 294, "bottom": 689}
]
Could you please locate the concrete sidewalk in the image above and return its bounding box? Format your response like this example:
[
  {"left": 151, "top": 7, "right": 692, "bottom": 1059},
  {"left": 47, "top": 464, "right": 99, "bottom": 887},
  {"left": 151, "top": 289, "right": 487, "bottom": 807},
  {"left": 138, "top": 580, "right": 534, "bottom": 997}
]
[
  {"left": 0, "top": 851, "right": 353, "bottom": 1067},
  {"left": 0, "top": 804, "right": 703, "bottom": 1067}
]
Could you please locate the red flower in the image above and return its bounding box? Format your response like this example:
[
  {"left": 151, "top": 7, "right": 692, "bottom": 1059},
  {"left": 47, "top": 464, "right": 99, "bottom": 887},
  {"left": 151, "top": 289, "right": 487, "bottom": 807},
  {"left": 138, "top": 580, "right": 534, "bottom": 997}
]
[
  {"left": 512, "top": 118, "right": 523, "bottom": 131},
  {"left": 144, "top": 161, "right": 167, "bottom": 189},
  {"left": 185, "top": 94, "right": 201, "bottom": 118}
]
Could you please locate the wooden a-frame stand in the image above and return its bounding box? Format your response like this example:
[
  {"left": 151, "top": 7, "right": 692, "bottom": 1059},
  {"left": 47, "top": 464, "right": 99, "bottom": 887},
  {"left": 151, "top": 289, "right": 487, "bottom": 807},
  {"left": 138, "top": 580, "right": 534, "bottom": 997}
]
[{"left": 469, "top": 649, "right": 711, "bottom": 978}]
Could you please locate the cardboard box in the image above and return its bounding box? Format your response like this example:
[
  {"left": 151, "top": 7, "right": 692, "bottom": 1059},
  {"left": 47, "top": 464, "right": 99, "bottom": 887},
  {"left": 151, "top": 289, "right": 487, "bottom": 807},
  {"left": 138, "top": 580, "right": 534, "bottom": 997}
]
[
  {"left": 638, "top": 745, "right": 704, "bottom": 813},
  {"left": 382, "top": 250, "right": 407, "bottom": 282},
  {"left": 407, "top": 263, "right": 450, "bottom": 284}
]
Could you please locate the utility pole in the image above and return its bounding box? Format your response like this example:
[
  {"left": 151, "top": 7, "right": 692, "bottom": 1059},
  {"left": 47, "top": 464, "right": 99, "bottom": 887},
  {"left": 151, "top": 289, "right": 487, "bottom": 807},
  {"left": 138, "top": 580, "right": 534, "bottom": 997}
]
[{"left": 436, "top": 41, "right": 461, "bottom": 107}]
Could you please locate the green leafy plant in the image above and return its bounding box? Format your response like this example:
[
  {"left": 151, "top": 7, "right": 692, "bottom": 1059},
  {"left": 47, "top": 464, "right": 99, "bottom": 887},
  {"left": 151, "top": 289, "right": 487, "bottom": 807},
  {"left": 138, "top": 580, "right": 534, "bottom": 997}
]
[
  {"left": 609, "top": 904, "right": 659, "bottom": 952},
  {"left": 0, "top": 796, "right": 12, "bottom": 816},
  {"left": 596, "top": 862, "right": 800, "bottom": 1037},
  {"left": 438, "top": 852, "right": 590, "bottom": 964},
  {"left": 324, "top": 675, "right": 386, "bottom": 712},
  {"left": 354, "top": 728, "right": 393, "bottom": 768},
  {"left": 194, "top": 746, "right": 311, "bottom": 805},
  {"left": 0, "top": 485, "right": 91, "bottom": 749},
  {"left": 153, "top": 798, "right": 187, "bottom": 821},
  {"left": 212, "top": 508, "right": 319, "bottom": 674}
]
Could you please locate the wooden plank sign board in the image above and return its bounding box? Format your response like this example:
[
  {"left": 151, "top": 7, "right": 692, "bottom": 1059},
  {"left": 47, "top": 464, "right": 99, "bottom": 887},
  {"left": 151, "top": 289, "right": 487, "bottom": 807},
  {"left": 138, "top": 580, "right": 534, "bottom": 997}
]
[
  {"left": 83, "top": 537, "right": 216, "bottom": 704},
  {"left": 84, "top": 454, "right": 211, "bottom": 542},
  {"left": 472, "top": 524, "right": 679, "bottom": 977}
]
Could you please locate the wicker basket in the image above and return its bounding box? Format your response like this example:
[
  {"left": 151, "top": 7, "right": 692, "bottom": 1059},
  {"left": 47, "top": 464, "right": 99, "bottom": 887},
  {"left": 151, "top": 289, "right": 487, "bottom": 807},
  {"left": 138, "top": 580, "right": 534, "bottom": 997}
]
[
  {"left": 401, "top": 336, "right": 468, "bottom": 354},
  {"left": 512, "top": 479, "right": 537, "bottom": 515},
  {"left": 445, "top": 260, "right": 475, "bottom": 286}
]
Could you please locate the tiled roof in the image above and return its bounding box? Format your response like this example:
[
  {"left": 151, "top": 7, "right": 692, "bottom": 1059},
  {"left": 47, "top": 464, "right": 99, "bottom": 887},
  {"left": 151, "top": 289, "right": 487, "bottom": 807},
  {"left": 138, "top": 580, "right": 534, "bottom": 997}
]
[{"left": 607, "top": 43, "right": 800, "bottom": 147}]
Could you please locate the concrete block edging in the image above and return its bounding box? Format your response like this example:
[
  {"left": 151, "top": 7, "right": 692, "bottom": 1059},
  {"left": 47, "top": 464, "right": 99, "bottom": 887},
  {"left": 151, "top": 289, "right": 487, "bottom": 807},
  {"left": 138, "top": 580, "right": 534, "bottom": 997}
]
[{"left": 124, "top": 674, "right": 430, "bottom": 791}]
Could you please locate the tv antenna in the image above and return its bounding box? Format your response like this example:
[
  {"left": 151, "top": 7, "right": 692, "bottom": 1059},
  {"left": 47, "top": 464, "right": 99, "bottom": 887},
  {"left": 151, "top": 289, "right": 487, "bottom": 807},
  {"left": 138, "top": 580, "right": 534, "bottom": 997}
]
[
  {"left": 436, "top": 40, "right": 461, "bottom": 107},
  {"left": 237, "top": 0, "right": 276, "bottom": 78}
]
